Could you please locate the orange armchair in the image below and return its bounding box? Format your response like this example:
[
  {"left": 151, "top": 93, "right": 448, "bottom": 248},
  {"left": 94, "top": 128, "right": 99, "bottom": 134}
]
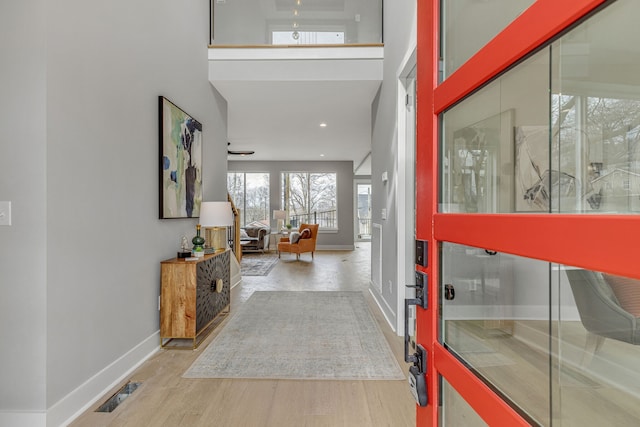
[{"left": 277, "top": 223, "right": 319, "bottom": 260}]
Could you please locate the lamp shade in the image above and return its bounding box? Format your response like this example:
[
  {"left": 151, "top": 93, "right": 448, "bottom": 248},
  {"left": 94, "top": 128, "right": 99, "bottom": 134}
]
[
  {"left": 273, "top": 210, "right": 286, "bottom": 220},
  {"left": 199, "top": 201, "right": 233, "bottom": 227}
]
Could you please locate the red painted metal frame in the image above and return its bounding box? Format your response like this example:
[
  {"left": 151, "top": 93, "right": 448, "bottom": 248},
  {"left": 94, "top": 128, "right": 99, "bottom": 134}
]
[
  {"left": 434, "top": 0, "right": 608, "bottom": 115},
  {"left": 415, "top": 0, "right": 616, "bottom": 426},
  {"left": 415, "top": 0, "right": 438, "bottom": 425},
  {"left": 434, "top": 214, "right": 640, "bottom": 280},
  {"left": 434, "top": 344, "right": 531, "bottom": 427}
]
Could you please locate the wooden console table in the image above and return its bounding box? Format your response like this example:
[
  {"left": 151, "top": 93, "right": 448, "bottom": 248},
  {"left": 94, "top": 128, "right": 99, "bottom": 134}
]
[{"left": 160, "top": 249, "right": 230, "bottom": 349}]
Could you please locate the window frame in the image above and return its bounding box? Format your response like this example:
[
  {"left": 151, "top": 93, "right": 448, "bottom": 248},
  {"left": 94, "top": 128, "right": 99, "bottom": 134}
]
[
  {"left": 280, "top": 171, "right": 339, "bottom": 231},
  {"left": 226, "top": 171, "right": 271, "bottom": 227}
]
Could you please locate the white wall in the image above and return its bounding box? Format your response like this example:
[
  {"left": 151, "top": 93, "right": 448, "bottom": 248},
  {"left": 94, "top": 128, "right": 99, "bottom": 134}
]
[
  {"left": 1, "top": 0, "right": 228, "bottom": 425},
  {"left": 370, "top": 0, "right": 416, "bottom": 330},
  {"left": 0, "top": 1, "right": 48, "bottom": 423}
]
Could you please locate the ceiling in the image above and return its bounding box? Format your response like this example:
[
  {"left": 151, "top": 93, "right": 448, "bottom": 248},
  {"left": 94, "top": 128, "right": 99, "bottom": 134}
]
[{"left": 210, "top": 48, "right": 383, "bottom": 175}]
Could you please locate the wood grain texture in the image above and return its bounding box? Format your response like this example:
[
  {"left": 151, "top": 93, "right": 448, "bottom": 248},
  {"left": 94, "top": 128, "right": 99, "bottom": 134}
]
[
  {"left": 160, "top": 251, "right": 230, "bottom": 346},
  {"left": 71, "top": 245, "right": 415, "bottom": 427}
]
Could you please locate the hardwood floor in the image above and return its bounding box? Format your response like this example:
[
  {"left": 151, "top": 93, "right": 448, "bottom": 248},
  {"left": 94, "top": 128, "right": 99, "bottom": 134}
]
[
  {"left": 71, "top": 244, "right": 416, "bottom": 427},
  {"left": 445, "top": 320, "right": 640, "bottom": 426}
]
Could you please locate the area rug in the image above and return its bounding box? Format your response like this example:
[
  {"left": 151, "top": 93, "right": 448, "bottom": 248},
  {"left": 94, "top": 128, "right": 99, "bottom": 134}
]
[
  {"left": 240, "top": 253, "right": 279, "bottom": 276},
  {"left": 183, "top": 291, "right": 406, "bottom": 380}
]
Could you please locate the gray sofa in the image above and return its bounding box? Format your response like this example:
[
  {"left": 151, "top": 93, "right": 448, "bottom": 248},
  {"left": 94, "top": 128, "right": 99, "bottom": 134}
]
[{"left": 240, "top": 225, "right": 270, "bottom": 253}]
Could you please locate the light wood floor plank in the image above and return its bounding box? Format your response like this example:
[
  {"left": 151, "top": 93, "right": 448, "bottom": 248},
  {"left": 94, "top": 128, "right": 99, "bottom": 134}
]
[{"left": 71, "top": 244, "right": 415, "bottom": 427}]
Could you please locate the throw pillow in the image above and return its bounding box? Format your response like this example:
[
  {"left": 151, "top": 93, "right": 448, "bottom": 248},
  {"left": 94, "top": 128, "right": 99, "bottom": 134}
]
[
  {"left": 289, "top": 231, "right": 301, "bottom": 244},
  {"left": 299, "top": 228, "right": 312, "bottom": 239},
  {"left": 602, "top": 273, "right": 640, "bottom": 317},
  {"left": 240, "top": 229, "right": 250, "bottom": 239}
]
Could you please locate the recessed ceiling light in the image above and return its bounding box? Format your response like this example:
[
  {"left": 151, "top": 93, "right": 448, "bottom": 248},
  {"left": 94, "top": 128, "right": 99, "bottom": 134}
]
[
  {"left": 320, "top": 154, "right": 325, "bottom": 157},
  {"left": 319, "top": 122, "right": 327, "bottom": 128}
]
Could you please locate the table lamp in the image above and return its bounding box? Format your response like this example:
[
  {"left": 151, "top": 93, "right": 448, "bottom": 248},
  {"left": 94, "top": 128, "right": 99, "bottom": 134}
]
[
  {"left": 273, "top": 209, "right": 286, "bottom": 231},
  {"left": 199, "top": 201, "right": 234, "bottom": 253}
]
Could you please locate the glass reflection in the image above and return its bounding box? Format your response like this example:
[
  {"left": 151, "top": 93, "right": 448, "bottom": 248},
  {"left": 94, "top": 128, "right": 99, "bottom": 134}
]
[
  {"left": 441, "top": 243, "right": 549, "bottom": 425},
  {"left": 441, "top": 243, "right": 640, "bottom": 426},
  {"left": 555, "top": 266, "right": 640, "bottom": 425},
  {"left": 440, "top": 377, "right": 488, "bottom": 427},
  {"left": 442, "top": 0, "right": 640, "bottom": 215},
  {"left": 440, "top": 51, "right": 550, "bottom": 213},
  {"left": 551, "top": 0, "right": 640, "bottom": 213},
  {"left": 441, "top": 0, "right": 535, "bottom": 79}
]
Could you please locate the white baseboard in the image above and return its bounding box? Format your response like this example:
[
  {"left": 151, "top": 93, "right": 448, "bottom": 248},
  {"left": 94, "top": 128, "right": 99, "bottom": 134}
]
[
  {"left": 231, "top": 271, "right": 242, "bottom": 289},
  {"left": 368, "top": 286, "right": 397, "bottom": 333},
  {"left": 316, "top": 245, "right": 354, "bottom": 251},
  {"left": 230, "top": 254, "right": 242, "bottom": 289},
  {"left": 0, "top": 411, "right": 46, "bottom": 427},
  {"left": 47, "top": 331, "right": 160, "bottom": 427}
]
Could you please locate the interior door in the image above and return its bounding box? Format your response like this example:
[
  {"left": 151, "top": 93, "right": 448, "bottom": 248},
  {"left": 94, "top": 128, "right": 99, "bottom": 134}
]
[{"left": 355, "top": 182, "right": 372, "bottom": 242}]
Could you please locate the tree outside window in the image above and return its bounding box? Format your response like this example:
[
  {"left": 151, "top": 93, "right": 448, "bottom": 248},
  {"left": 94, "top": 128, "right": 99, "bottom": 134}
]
[
  {"left": 281, "top": 172, "right": 337, "bottom": 229},
  {"left": 227, "top": 172, "right": 270, "bottom": 226}
]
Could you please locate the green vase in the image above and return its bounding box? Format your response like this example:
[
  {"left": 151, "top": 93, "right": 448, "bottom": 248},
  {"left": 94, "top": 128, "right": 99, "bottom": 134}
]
[{"left": 192, "top": 224, "right": 205, "bottom": 254}]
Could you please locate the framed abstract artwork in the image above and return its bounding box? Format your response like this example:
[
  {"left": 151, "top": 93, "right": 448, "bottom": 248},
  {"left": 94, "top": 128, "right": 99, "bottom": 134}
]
[
  {"left": 159, "top": 96, "right": 203, "bottom": 219},
  {"left": 446, "top": 110, "right": 514, "bottom": 213}
]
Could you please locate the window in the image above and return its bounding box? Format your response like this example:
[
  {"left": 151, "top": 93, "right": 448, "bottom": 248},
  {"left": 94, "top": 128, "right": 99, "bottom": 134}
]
[
  {"left": 227, "top": 172, "right": 270, "bottom": 226},
  {"left": 272, "top": 31, "right": 345, "bottom": 45},
  {"left": 281, "top": 172, "right": 337, "bottom": 229}
]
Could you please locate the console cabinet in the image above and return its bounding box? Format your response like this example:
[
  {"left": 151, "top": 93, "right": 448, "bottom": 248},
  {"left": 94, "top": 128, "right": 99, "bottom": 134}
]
[{"left": 160, "top": 250, "right": 230, "bottom": 348}]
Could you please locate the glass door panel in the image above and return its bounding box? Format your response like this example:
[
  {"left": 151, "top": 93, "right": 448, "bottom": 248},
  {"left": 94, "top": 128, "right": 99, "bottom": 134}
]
[
  {"left": 441, "top": 0, "right": 535, "bottom": 79},
  {"left": 551, "top": 0, "right": 640, "bottom": 214},
  {"left": 440, "top": 49, "right": 550, "bottom": 213},
  {"left": 440, "top": 377, "right": 488, "bottom": 427},
  {"left": 441, "top": 243, "right": 551, "bottom": 425},
  {"left": 554, "top": 265, "right": 640, "bottom": 426}
]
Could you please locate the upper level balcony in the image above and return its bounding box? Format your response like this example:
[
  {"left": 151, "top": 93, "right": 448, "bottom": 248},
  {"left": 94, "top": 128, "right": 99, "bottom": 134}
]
[
  {"left": 208, "top": 0, "right": 383, "bottom": 175},
  {"left": 209, "top": 0, "right": 383, "bottom": 47}
]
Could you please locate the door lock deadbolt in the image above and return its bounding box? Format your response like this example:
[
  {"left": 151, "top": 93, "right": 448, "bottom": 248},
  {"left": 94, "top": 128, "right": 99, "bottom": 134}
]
[{"left": 444, "top": 284, "right": 455, "bottom": 300}]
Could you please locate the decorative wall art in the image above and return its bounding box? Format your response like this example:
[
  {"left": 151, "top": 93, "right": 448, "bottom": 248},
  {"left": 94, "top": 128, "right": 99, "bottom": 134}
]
[
  {"left": 445, "top": 110, "right": 514, "bottom": 213},
  {"left": 515, "top": 124, "right": 640, "bottom": 213},
  {"left": 514, "top": 125, "right": 551, "bottom": 212},
  {"left": 159, "top": 96, "right": 203, "bottom": 219},
  {"left": 514, "top": 125, "right": 587, "bottom": 212}
]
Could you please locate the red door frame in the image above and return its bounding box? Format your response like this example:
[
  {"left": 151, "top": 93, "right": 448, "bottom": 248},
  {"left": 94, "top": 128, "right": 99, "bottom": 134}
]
[{"left": 414, "top": 0, "right": 626, "bottom": 425}]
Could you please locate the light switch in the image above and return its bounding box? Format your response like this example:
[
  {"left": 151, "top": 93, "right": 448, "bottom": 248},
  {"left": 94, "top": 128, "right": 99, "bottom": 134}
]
[
  {"left": 381, "top": 208, "right": 387, "bottom": 220},
  {"left": 0, "top": 201, "right": 11, "bottom": 226}
]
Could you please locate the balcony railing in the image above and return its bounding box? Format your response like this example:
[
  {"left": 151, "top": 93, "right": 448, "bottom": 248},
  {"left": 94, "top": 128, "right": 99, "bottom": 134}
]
[
  {"left": 289, "top": 209, "right": 336, "bottom": 229},
  {"left": 210, "top": 0, "right": 383, "bottom": 46},
  {"left": 358, "top": 217, "right": 371, "bottom": 239}
]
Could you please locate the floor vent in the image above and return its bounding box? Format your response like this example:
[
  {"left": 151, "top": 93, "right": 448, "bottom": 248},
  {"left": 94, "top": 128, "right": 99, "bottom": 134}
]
[{"left": 95, "top": 381, "right": 141, "bottom": 413}]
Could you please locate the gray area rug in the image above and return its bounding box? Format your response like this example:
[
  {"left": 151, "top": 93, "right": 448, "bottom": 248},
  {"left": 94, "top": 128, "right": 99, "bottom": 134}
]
[
  {"left": 240, "top": 253, "right": 278, "bottom": 276},
  {"left": 183, "top": 291, "right": 406, "bottom": 380}
]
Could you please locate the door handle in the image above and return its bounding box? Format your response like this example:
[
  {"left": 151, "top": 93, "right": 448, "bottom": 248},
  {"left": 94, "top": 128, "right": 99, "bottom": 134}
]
[
  {"left": 408, "top": 345, "right": 428, "bottom": 407},
  {"left": 405, "top": 271, "right": 428, "bottom": 406},
  {"left": 404, "top": 271, "right": 427, "bottom": 363}
]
